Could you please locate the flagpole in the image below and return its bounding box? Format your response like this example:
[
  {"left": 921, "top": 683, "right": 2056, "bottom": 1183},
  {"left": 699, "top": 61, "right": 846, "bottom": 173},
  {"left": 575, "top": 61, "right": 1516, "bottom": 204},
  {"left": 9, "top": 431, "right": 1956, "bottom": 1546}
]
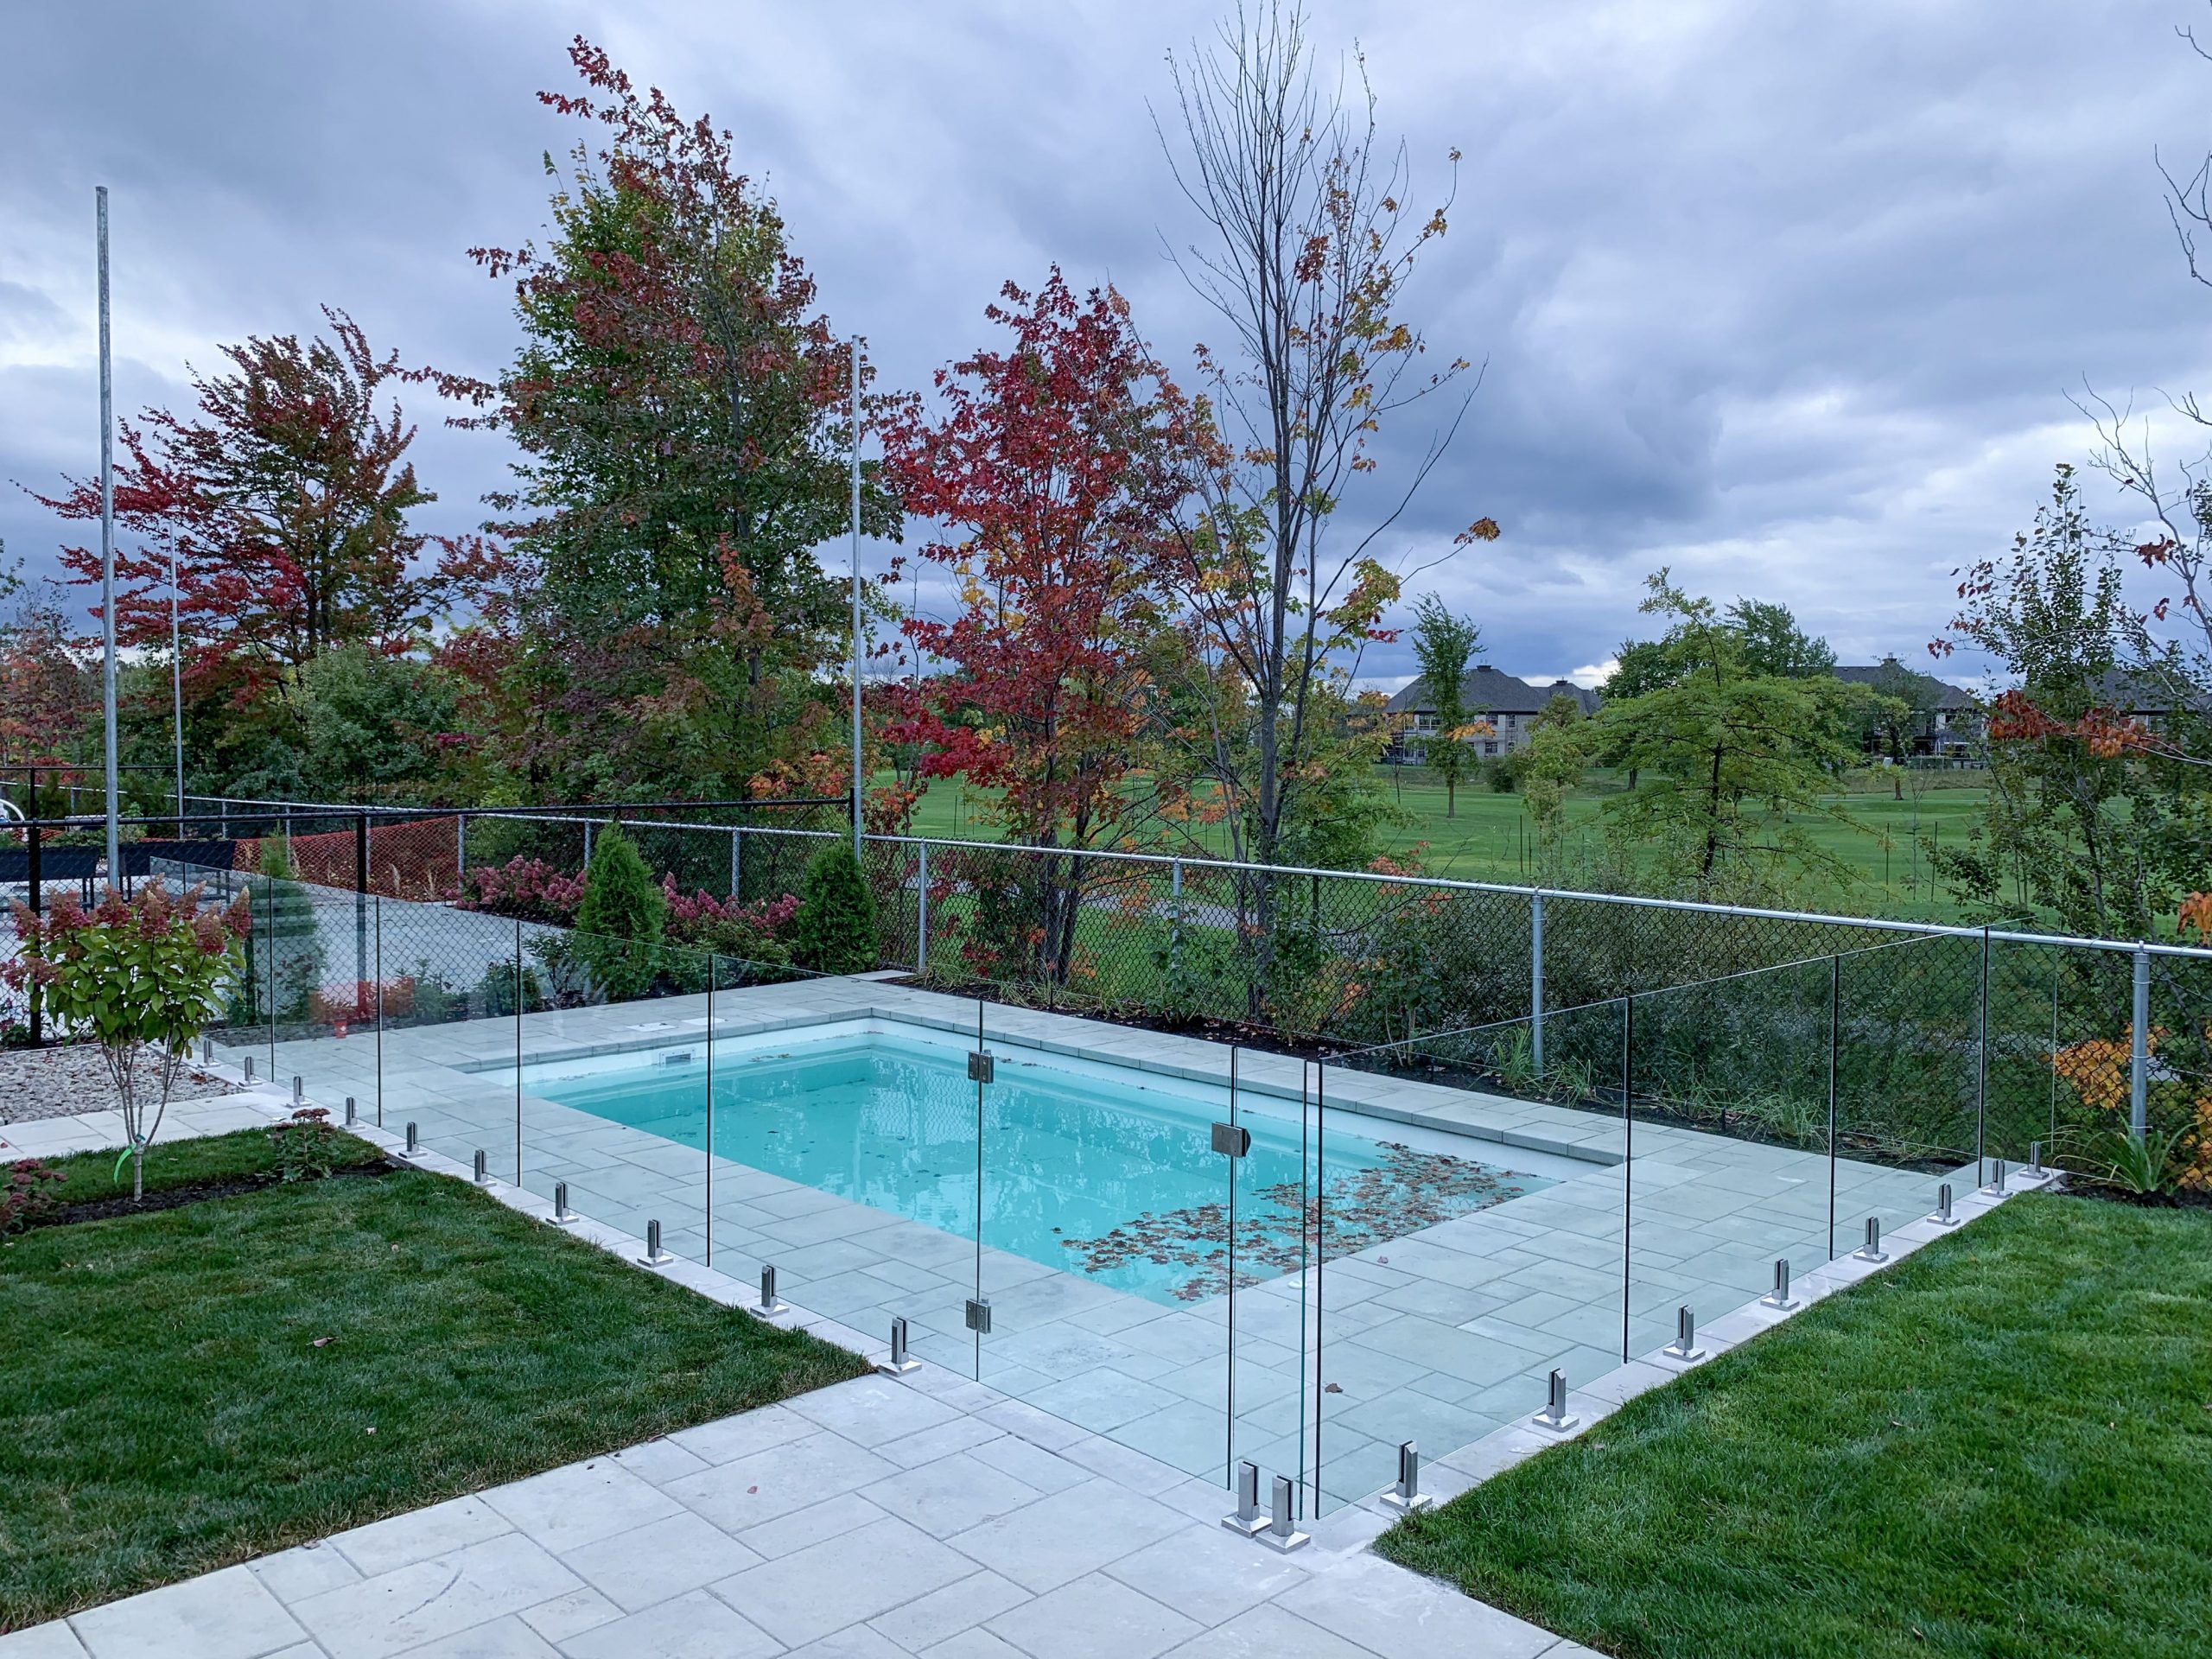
[
  {"left": 97, "top": 186, "right": 120, "bottom": 887},
  {"left": 849, "top": 334, "right": 863, "bottom": 864},
  {"left": 169, "top": 548, "right": 185, "bottom": 833}
]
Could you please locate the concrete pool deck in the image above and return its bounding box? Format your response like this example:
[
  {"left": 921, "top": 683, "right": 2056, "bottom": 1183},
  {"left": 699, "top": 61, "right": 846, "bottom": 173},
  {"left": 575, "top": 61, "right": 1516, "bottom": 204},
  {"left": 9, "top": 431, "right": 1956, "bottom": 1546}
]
[
  {"left": 1, "top": 1035, "right": 2048, "bottom": 1659},
  {"left": 211, "top": 974, "right": 1974, "bottom": 1510}
]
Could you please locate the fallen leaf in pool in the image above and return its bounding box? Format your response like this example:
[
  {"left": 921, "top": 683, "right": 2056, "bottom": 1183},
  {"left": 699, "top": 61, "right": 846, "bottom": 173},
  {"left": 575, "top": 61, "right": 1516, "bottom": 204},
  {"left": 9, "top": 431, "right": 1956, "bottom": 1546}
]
[{"left": 1324, "top": 1382, "right": 1343, "bottom": 1394}]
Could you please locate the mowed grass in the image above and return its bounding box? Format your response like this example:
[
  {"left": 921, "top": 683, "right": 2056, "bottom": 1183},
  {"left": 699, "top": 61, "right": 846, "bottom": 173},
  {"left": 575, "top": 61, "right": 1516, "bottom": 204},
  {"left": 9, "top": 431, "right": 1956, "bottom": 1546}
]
[
  {"left": 887, "top": 768, "right": 1995, "bottom": 922},
  {"left": 0, "top": 1132, "right": 868, "bottom": 1630},
  {"left": 1376, "top": 1194, "right": 2212, "bottom": 1659}
]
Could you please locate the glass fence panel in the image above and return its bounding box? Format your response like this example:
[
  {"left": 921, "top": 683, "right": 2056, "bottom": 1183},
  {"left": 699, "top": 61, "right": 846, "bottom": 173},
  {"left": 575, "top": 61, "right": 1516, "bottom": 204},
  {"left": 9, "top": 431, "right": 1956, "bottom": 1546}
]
[
  {"left": 1229, "top": 1050, "right": 1310, "bottom": 1507},
  {"left": 715, "top": 966, "right": 979, "bottom": 1375},
  {"left": 367, "top": 896, "right": 528, "bottom": 1192},
  {"left": 1309, "top": 999, "right": 1627, "bottom": 1512},
  {"left": 1835, "top": 932, "right": 1981, "bottom": 1261},
  {"left": 280, "top": 877, "right": 383, "bottom": 1133},
  {"left": 1624, "top": 957, "right": 1833, "bottom": 1364},
  {"left": 974, "top": 1001, "right": 1231, "bottom": 1481}
]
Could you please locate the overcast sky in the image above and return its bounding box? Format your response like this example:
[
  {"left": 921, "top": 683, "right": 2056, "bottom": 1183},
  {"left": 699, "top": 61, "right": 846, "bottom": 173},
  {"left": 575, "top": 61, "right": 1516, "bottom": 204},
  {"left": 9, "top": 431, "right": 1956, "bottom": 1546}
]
[{"left": 4, "top": 0, "right": 2209, "bottom": 690}]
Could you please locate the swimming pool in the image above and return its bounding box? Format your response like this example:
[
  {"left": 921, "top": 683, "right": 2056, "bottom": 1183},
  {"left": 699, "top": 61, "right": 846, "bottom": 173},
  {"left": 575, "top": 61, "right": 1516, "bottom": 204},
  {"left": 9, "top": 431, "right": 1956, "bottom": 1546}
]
[{"left": 523, "top": 1022, "right": 1555, "bottom": 1306}]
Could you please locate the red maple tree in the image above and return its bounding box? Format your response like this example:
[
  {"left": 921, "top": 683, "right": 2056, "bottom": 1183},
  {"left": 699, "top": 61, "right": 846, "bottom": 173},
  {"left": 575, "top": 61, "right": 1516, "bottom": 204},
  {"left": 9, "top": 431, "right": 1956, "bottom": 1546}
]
[
  {"left": 31, "top": 308, "right": 483, "bottom": 723},
  {"left": 878, "top": 270, "right": 1199, "bottom": 979}
]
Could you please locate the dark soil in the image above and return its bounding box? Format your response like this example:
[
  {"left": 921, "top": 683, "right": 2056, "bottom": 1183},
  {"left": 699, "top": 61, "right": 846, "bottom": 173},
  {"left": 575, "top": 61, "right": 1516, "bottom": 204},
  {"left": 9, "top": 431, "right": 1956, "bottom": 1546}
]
[
  {"left": 19, "top": 1160, "right": 399, "bottom": 1233},
  {"left": 2051, "top": 1178, "right": 2212, "bottom": 1210}
]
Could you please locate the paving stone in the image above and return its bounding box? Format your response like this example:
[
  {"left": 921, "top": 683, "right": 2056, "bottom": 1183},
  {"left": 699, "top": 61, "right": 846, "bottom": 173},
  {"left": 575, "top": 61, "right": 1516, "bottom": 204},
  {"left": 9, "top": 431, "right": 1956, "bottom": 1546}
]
[
  {"left": 68, "top": 1565, "right": 305, "bottom": 1659},
  {"left": 387, "top": 1617, "right": 559, "bottom": 1657},
  {"left": 607, "top": 1435, "right": 712, "bottom": 1486},
  {"left": 248, "top": 1541, "right": 361, "bottom": 1603},
  {"left": 947, "top": 1478, "right": 1189, "bottom": 1593},
  {"left": 785, "top": 1625, "right": 912, "bottom": 1659},
  {"left": 288, "top": 1534, "right": 582, "bottom": 1659},
  {"left": 917, "top": 1631, "right": 1027, "bottom": 1659},
  {"left": 1276, "top": 1552, "right": 1560, "bottom": 1659},
  {"left": 327, "top": 1496, "right": 512, "bottom": 1579},
  {"left": 481, "top": 1458, "right": 683, "bottom": 1554},
  {"left": 666, "top": 1429, "right": 899, "bottom": 1530},
  {"left": 559, "top": 1588, "right": 779, "bottom": 1659},
  {"left": 513, "top": 1586, "right": 622, "bottom": 1644},
  {"left": 863, "top": 1569, "right": 1032, "bottom": 1653},
  {"left": 1103, "top": 1525, "right": 1313, "bottom": 1628},
  {"left": 985, "top": 1571, "right": 1200, "bottom": 1659},
  {"left": 788, "top": 1376, "right": 965, "bottom": 1446},
  {"left": 1156, "top": 1602, "right": 1380, "bottom": 1659},
  {"left": 667, "top": 1401, "right": 819, "bottom": 1465},
  {"left": 712, "top": 1515, "right": 976, "bottom": 1647},
  {"left": 0, "top": 1625, "right": 89, "bottom": 1659},
  {"left": 558, "top": 1510, "right": 766, "bottom": 1612},
  {"left": 861, "top": 1450, "right": 1045, "bottom": 1538}
]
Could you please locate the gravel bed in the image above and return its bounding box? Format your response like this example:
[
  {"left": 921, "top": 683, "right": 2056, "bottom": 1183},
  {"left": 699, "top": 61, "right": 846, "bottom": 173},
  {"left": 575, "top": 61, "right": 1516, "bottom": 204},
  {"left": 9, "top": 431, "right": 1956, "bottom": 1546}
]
[{"left": 0, "top": 1045, "right": 242, "bottom": 1127}]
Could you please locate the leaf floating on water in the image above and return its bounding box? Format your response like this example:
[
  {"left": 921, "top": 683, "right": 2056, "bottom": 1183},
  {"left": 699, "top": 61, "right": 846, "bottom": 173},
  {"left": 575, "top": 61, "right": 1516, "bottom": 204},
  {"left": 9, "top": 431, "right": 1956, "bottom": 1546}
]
[{"left": 1324, "top": 1382, "right": 1343, "bottom": 1394}]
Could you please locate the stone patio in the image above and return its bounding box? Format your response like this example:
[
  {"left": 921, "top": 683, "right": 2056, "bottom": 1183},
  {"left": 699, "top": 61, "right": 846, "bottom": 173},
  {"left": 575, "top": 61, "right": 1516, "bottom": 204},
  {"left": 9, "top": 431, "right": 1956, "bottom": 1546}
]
[
  {"left": 207, "top": 969, "right": 1971, "bottom": 1510},
  {"left": 0, "top": 1041, "right": 2044, "bottom": 1658}
]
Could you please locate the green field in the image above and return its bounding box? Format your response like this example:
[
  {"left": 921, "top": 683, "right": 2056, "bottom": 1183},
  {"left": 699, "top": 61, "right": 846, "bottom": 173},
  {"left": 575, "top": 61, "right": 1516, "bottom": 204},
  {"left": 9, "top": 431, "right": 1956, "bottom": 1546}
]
[{"left": 887, "top": 766, "right": 1995, "bottom": 923}]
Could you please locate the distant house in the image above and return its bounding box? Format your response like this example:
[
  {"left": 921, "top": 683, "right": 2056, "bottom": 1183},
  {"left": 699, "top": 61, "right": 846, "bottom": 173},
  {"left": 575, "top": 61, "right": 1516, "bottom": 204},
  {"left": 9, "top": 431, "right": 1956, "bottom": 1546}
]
[
  {"left": 1382, "top": 665, "right": 1601, "bottom": 760},
  {"left": 1832, "top": 658, "right": 1980, "bottom": 756}
]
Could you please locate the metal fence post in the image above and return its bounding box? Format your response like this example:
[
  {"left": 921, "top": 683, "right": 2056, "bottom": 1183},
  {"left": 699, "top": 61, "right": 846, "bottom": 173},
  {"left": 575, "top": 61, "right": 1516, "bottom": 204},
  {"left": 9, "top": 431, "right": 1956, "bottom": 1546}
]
[
  {"left": 728, "top": 825, "right": 740, "bottom": 900},
  {"left": 2130, "top": 944, "right": 2150, "bottom": 1142},
  {"left": 1530, "top": 889, "right": 1546, "bottom": 1075},
  {"left": 1975, "top": 926, "right": 1990, "bottom": 1185},
  {"left": 1171, "top": 857, "right": 1185, "bottom": 982},
  {"left": 584, "top": 817, "right": 595, "bottom": 871},
  {"left": 916, "top": 840, "right": 930, "bottom": 975},
  {"left": 353, "top": 812, "right": 370, "bottom": 997},
  {"left": 454, "top": 812, "right": 467, "bottom": 891},
  {"left": 25, "top": 817, "right": 41, "bottom": 1046}
]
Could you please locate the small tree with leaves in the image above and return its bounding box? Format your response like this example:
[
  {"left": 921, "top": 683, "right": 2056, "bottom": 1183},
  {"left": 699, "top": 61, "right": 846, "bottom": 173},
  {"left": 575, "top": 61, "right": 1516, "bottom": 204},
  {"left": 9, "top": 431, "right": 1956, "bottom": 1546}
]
[
  {"left": 574, "top": 826, "right": 665, "bottom": 999},
  {"left": 790, "top": 843, "right": 878, "bottom": 975},
  {"left": 1408, "top": 594, "right": 1484, "bottom": 817},
  {"left": 3, "top": 881, "right": 249, "bottom": 1199}
]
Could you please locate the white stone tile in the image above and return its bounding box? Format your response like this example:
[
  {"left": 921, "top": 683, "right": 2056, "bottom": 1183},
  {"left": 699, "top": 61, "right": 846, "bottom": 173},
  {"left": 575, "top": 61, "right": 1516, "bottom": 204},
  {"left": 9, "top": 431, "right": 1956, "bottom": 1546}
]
[
  {"left": 0, "top": 1624, "right": 89, "bottom": 1659},
  {"left": 946, "top": 1478, "right": 1189, "bottom": 1594},
  {"left": 861, "top": 1451, "right": 1045, "bottom": 1538},
  {"left": 1156, "top": 1602, "right": 1379, "bottom": 1659},
  {"left": 710, "top": 1516, "right": 976, "bottom": 1647},
  {"left": 1276, "top": 1552, "right": 1559, "bottom": 1659},
  {"left": 559, "top": 1588, "right": 779, "bottom": 1659},
  {"left": 1103, "top": 1527, "right": 1313, "bottom": 1628},
  {"left": 386, "top": 1617, "right": 558, "bottom": 1657},
  {"left": 863, "top": 1569, "right": 1031, "bottom": 1653},
  {"left": 985, "top": 1572, "right": 1200, "bottom": 1659},
  {"left": 481, "top": 1457, "right": 682, "bottom": 1554},
  {"left": 288, "top": 1534, "right": 582, "bottom": 1659},
  {"left": 557, "top": 1510, "right": 765, "bottom": 1612},
  {"left": 68, "top": 1566, "right": 306, "bottom": 1659},
  {"left": 665, "top": 1429, "right": 899, "bottom": 1530},
  {"left": 248, "top": 1541, "right": 361, "bottom": 1603},
  {"left": 327, "top": 1497, "right": 513, "bottom": 1579}
]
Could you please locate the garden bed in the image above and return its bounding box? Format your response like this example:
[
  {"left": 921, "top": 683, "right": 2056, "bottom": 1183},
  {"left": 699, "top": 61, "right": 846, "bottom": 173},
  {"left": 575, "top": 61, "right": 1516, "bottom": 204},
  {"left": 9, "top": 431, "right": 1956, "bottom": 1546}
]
[
  {"left": 0, "top": 1128, "right": 869, "bottom": 1630},
  {"left": 1375, "top": 1192, "right": 2212, "bottom": 1659}
]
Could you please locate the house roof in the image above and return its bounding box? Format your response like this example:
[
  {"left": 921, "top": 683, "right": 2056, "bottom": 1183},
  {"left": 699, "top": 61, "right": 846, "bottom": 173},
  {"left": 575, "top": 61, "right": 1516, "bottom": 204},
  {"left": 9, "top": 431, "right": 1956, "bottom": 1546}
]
[
  {"left": 1385, "top": 664, "right": 1603, "bottom": 717},
  {"left": 1832, "top": 658, "right": 1976, "bottom": 711}
]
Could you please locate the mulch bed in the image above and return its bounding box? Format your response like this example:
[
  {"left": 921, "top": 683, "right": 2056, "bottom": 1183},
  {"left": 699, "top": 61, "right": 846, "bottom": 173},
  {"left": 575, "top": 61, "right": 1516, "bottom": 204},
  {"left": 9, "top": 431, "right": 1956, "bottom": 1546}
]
[{"left": 15, "top": 1160, "right": 401, "bottom": 1235}]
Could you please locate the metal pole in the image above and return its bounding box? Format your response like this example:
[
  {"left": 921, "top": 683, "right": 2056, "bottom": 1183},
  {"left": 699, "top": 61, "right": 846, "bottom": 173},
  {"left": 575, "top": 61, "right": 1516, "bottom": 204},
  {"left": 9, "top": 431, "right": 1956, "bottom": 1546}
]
[
  {"left": 26, "top": 818, "right": 42, "bottom": 1046},
  {"left": 169, "top": 546, "right": 185, "bottom": 834},
  {"left": 1530, "top": 889, "right": 1546, "bottom": 1075},
  {"left": 1975, "top": 927, "right": 1990, "bottom": 1185},
  {"left": 1827, "top": 953, "right": 1840, "bottom": 1262},
  {"left": 849, "top": 334, "right": 865, "bottom": 864},
  {"left": 1620, "top": 992, "right": 1632, "bottom": 1364},
  {"left": 2130, "top": 944, "right": 2150, "bottom": 1142},
  {"left": 916, "top": 840, "right": 930, "bottom": 974},
  {"left": 728, "top": 826, "right": 741, "bottom": 901},
  {"left": 97, "top": 186, "right": 120, "bottom": 888}
]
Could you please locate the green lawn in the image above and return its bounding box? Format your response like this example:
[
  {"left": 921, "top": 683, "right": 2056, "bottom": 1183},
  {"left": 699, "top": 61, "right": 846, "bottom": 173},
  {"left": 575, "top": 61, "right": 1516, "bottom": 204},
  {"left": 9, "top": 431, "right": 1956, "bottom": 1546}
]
[
  {"left": 1376, "top": 1194, "right": 2212, "bottom": 1659},
  {"left": 886, "top": 767, "right": 1996, "bottom": 923},
  {"left": 0, "top": 1131, "right": 868, "bottom": 1630}
]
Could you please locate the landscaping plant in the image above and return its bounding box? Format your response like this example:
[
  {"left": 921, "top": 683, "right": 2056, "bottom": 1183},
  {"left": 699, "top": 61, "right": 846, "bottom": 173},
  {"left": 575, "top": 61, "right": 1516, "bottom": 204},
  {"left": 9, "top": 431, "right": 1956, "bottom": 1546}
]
[
  {"left": 3, "top": 881, "right": 251, "bottom": 1199},
  {"left": 572, "top": 825, "right": 665, "bottom": 1000},
  {"left": 1, "top": 1159, "right": 63, "bottom": 1234},
  {"left": 790, "top": 842, "right": 878, "bottom": 975}
]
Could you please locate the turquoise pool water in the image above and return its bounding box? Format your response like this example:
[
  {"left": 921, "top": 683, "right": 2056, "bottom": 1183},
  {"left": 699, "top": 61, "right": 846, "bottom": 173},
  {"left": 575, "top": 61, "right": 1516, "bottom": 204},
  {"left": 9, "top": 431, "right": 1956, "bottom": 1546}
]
[{"left": 526, "top": 1027, "right": 1551, "bottom": 1305}]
